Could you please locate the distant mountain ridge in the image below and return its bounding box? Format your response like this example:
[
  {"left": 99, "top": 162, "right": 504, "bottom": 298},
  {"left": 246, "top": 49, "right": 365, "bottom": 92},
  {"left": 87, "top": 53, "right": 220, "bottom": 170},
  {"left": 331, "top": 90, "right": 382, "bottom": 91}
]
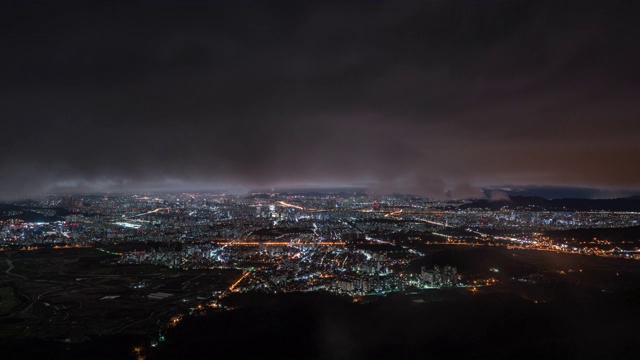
[
  {"left": 460, "top": 196, "right": 640, "bottom": 212},
  {"left": 484, "top": 186, "right": 640, "bottom": 200}
]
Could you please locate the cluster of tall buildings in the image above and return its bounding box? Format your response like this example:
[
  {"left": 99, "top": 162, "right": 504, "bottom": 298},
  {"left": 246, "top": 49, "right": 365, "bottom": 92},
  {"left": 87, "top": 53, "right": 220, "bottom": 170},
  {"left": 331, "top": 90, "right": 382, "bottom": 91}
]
[
  {"left": 332, "top": 264, "right": 459, "bottom": 296},
  {"left": 421, "top": 265, "right": 458, "bottom": 286}
]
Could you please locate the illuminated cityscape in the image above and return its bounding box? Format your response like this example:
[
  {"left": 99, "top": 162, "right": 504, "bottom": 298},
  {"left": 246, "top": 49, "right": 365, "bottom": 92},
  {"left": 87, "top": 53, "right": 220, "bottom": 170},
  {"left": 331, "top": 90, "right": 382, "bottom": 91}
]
[
  {"left": 2, "top": 191, "right": 640, "bottom": 357},
  {"left": 2, "top": 0, "right": 640, "bottom": 359},
  {"left": 3, "top": 192, "right": 640, "bottom": 259}
]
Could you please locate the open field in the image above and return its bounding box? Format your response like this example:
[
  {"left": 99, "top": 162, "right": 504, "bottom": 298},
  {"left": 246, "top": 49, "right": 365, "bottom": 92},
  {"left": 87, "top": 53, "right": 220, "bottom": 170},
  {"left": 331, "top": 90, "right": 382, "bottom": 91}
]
[
  {"left": 0, "top": 287, "right": 21, "bottom": 316},
  {"left": 0, "top": 247, "right": 241, "bottom": 339}
]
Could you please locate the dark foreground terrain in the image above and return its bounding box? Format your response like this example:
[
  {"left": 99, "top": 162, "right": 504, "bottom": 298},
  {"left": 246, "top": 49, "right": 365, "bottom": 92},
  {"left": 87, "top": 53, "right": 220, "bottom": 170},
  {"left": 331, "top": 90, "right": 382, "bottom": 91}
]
[
  {"left": 150, "top": 290, "right": 640, "bottom": 360},
  {"left": 2, "top": 246, "right": 640, "bottom": 359},
  {"left": 4, "top": 289, "right": 637, "bottom": 360}
]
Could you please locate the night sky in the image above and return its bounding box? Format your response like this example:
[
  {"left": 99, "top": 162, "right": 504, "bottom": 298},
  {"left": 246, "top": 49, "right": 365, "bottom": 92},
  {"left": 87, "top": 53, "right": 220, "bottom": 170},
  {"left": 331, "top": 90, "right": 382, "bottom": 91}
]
[{"left": 1, "top": 0, "right": 639, "bottom": 199}]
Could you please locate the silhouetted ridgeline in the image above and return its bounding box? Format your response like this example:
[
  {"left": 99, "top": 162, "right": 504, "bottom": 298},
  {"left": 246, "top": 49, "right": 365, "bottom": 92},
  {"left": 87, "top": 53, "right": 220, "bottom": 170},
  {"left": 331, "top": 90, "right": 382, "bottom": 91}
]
[
  {"left": 460, "top": 196, "right": 640, "bottom": 212},
  {"left": 543, "top": 226, "right": 640, "bottom": 243},
  {"left": 0, "top": 204, "right": 71, "bottom": 222}
]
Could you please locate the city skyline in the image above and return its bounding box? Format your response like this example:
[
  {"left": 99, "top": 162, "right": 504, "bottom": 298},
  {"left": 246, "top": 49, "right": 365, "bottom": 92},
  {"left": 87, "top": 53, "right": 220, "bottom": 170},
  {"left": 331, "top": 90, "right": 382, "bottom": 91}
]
[
  {"left": 1, "top": 1, "right": 639, "bottom": 198},
  {"left": 2, "top": 190, "right": 640, "bottom": 359},
  {"left": 2, "top": 2, "right": 640, "bottom": 358}
]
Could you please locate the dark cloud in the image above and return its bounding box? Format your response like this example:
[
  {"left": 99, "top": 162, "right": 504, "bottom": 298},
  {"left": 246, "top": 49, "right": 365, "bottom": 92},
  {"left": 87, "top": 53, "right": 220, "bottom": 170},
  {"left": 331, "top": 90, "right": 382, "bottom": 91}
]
[
  {"left": 488, "top": 190, "right": 511, "bottom": 202},
  {"left": 0, "top": 0, "right": 639, "bottom": 199}
]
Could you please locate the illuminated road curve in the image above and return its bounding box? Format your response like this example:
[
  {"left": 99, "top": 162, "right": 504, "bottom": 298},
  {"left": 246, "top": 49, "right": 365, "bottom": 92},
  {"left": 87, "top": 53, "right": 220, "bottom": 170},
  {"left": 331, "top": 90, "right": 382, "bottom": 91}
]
[{"left": 3, "top": 258, "right": 27, "bottom": 280}]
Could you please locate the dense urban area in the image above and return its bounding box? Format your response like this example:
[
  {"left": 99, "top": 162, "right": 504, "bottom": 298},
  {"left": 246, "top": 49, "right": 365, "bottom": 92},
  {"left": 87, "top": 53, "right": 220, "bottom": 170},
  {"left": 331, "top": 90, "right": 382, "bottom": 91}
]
[
  {"left": 2, "top": 191, "right": 640, "bottom": 358},
  {"left": 3, "top": 191, "right": 640, "bottom": 257}
]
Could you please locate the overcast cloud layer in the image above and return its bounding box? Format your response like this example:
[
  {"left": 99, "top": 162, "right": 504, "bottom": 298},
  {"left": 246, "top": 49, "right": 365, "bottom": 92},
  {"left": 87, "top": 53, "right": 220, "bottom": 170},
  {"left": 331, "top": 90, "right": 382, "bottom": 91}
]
[{"left": 1, "top": 0, "right": 639, "bottom": 199}]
